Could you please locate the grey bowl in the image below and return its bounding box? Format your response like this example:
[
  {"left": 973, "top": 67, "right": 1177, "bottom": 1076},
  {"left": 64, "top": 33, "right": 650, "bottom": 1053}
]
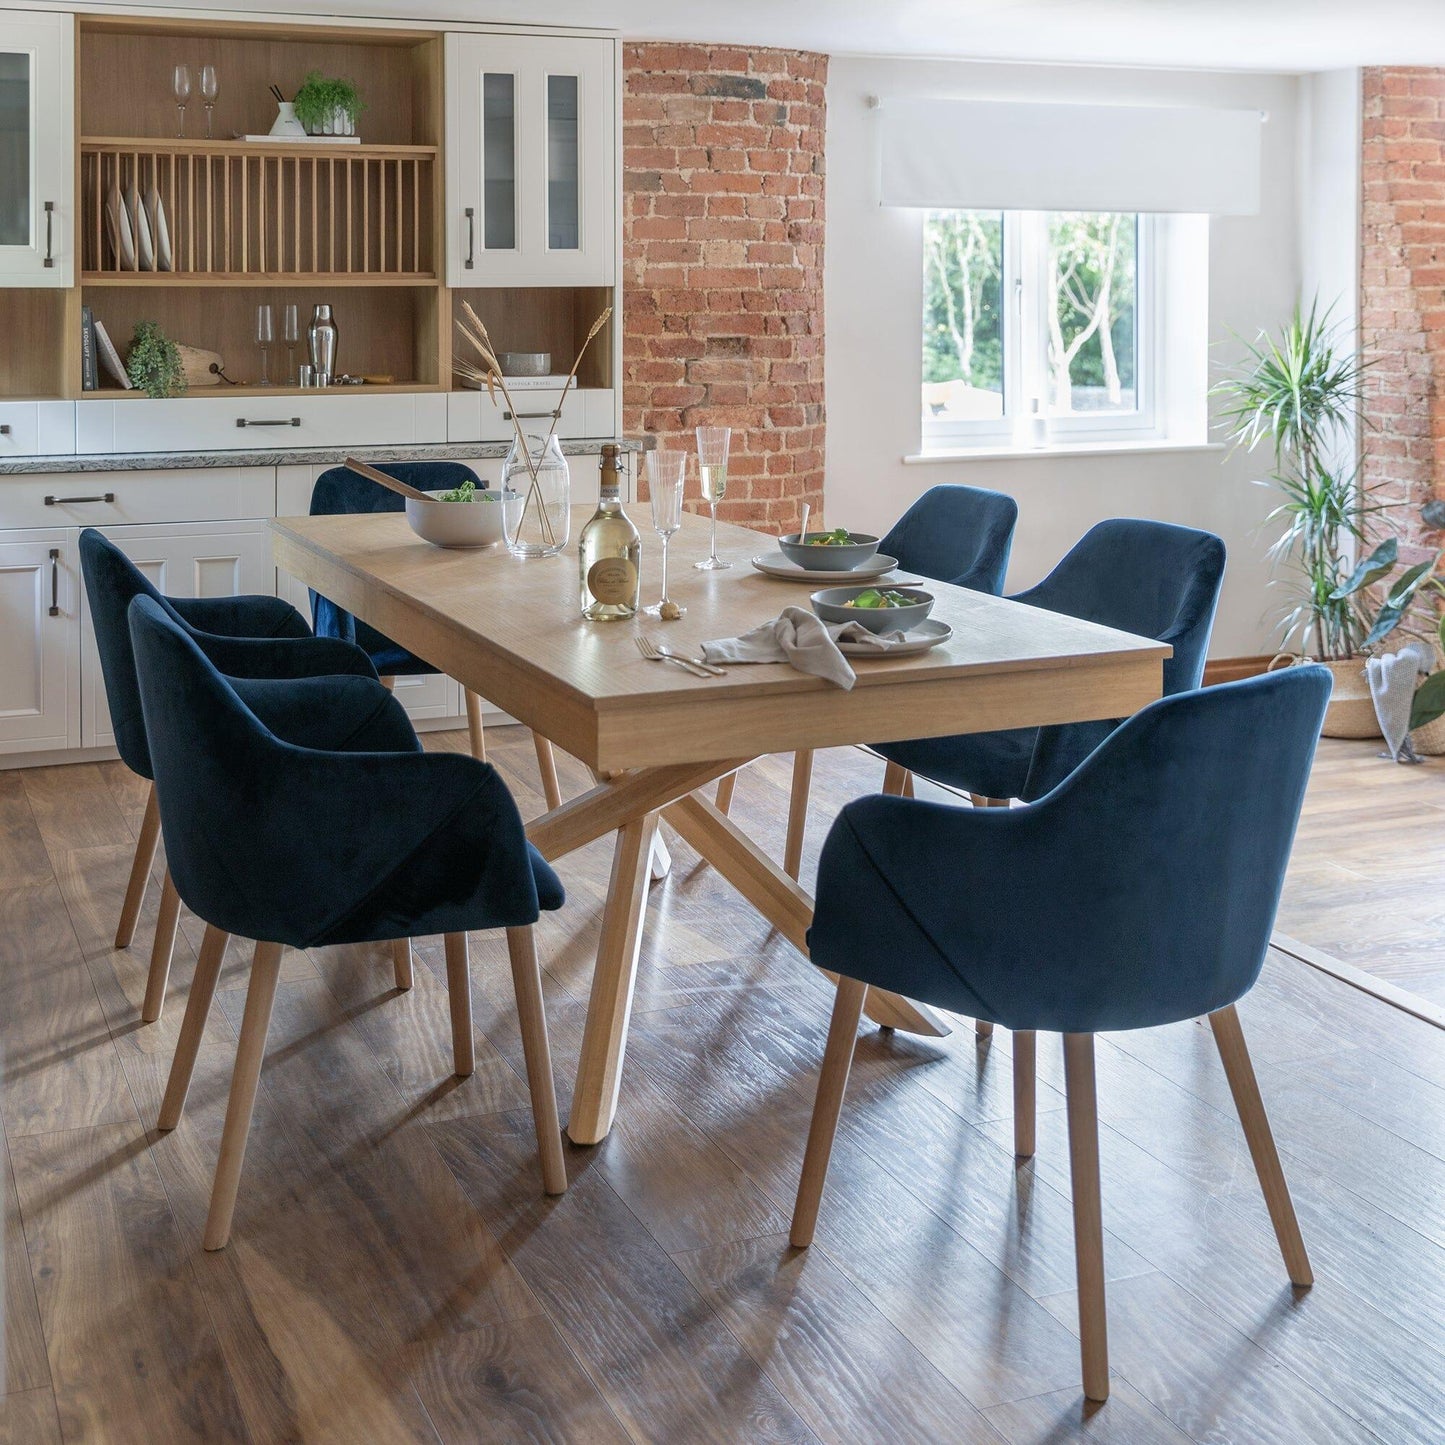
[
  {"left": 811, "top": 585, "right": 935, "bottom": 634},
  {"left": 498, "top": 351, "right": 552, "bottom": 377},
  {"left": 777, "top": 531, "right": 881, "bottom": 572}
]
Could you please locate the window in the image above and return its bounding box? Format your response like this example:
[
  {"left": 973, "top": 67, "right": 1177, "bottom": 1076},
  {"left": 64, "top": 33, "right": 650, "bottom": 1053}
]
[{"left": 922, "top": 210, "right": 1157, "bottom": 451}]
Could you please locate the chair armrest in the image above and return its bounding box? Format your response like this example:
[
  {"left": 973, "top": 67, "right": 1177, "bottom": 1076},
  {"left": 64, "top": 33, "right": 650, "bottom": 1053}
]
[
  {"left": 191, "top": 631, "right": 379, "bottom": 682},
  {"left": 169, "top": 593, "right": 312, "bottom": 640},
  {"left": 229, "top": 674, "right": 419, "bottom": 755}
]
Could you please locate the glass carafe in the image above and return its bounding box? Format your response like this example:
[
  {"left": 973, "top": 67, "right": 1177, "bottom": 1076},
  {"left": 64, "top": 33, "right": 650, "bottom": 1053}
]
[{"left": 501, "top": 433, "right": 570, "bottom": 558}]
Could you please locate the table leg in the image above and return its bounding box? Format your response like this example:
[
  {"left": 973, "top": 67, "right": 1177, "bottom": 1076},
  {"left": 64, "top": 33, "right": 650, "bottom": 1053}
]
[
  {"left": 568, "top": 811, "right": 661, "bottom": 1145},
  {"left": 649, "top": 831, "right": 672, "bottom": 881}
]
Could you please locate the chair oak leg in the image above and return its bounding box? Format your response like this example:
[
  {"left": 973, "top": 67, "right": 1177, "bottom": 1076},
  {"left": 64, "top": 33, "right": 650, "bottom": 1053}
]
[
  {"left": 391, "top": 938, "right": 414, "bottom": 991},
  {"left": 203, "top": 940, "right": 284, "bottom": 1251},
  {"left": 506, "top": 926, "right": 567, "bottom": 1195},
  {"left": 790, "top": 975, "right": 868, "bottom": 1248},
  {"left": 464, "top": 689, "right": 487, "bottom": 762},
  {"left": 379, "top": 675, "right": 395, "bottom": 691},
  {"left": 115, "top": 781, "right": 161, "bottom": 949},
  {"left": 532, "top": 732, "right": 563, "bottom": 812},
  {"left": 1063, "top": 1032, "right": 1109, "bottom": 1403},
  {"left": 1013, "top": 1030, "right": 1037, "bottom": 1158},
  {"left": 881, "top": 760, "right": 910, "bottom": 796},
  {"left": 142, "top": 868, "right": 183, "bottom": 1023},
  {"left": 714, "top": 769, "right": 738, "bottom": 817},
  {"left": 443, "top": 932, "right": 476, "bottom": 1078},
  {"left": 783, "top": 750, "right": 814, "bottom": 880},
  {"left": 157, "top": 925, "right": 229, "bottom": 1131},
  {"left": 1209, "top": 1005, "right": 1313, "bottom": 1286}
]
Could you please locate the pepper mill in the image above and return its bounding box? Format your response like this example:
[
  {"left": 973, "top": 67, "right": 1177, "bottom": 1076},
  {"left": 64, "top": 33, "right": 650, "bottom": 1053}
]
[{"left": 307, "top": 304, "right": 338, "bottom": 387}]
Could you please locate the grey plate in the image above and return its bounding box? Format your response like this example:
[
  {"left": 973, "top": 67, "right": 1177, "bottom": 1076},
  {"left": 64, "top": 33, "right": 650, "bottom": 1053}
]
[
  {"left": 837, "top": 618, "right": 954, "bottom": 656},
  {"left": 751, "top": 552, "right": 900, "bottom": 583}
]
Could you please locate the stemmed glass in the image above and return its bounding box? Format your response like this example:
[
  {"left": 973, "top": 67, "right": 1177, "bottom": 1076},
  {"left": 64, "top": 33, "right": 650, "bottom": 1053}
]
[
  {"left": 643, "top": 450, "right": 687, "bottom": 618},
  {"left": 255, "top": 304, "right": 274, "bottom": 387},
  {"left": 173, "top": 65, "right": 192, "bottom": 138},
  {"left": 282, "top": 304, "right": 300, "bottom": 383},
  {"left": 693, "top": 425, "right": 732, "bottom": 571},
  {"left": 199, "top": 65, "right": 219, "bottom": 140}
]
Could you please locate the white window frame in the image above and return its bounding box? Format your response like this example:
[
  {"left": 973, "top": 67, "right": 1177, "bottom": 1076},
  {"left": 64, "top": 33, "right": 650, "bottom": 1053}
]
[{"left": 922, "top": 211, "right": 1164, "bottom": 453}]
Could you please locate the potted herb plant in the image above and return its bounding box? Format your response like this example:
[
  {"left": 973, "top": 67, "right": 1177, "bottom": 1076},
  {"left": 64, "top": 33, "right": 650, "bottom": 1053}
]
[
  {"left": 292, "top": 71, "right": 364, "bottom": 138},
  {"left": 1213, "top": 299, "right": 1400, "bottom": 737},
  {"left": 125, "top": 320, "right": 187, "bottom": 399}
]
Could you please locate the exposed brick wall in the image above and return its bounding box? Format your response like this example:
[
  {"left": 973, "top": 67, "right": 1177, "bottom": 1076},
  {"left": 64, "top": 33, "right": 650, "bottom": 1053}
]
[
  {"left": 1361, "top": 68, "right": 1445, "bottom": 559},
  {"left": 622, "top": 43, "right": 826, "bottom": 534}
]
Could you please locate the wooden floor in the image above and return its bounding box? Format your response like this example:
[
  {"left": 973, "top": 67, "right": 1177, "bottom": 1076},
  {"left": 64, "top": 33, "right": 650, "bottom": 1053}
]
[
  {"left": 2, "top": 731, "right": 1443, "bottom": 1443},
  {"left": 1279, "top": 737, "right": 1445, "bottom": 1005}
]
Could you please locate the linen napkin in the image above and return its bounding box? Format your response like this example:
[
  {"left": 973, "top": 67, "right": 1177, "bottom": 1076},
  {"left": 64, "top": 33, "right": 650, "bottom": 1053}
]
[
  {"left": 1366, "top": 640, "right": 1435, "bottom": 763},
  {"left": 701, "top": 605, "right": 915, "bottom": 691}
]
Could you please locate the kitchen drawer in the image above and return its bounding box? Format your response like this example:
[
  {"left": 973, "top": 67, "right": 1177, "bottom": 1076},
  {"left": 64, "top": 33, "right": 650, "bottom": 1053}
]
[
  {"left": 448, "top": 387, "right": 604, "bottom": 444},
  {"left": 77, "top": 393, "right": 445, "bottom": 455},
  {"left": 0, "top": 402, "right": 75, "bottom": 456},
  {"left": 0, "top": 467, "right": 275, "bottom": 531}
]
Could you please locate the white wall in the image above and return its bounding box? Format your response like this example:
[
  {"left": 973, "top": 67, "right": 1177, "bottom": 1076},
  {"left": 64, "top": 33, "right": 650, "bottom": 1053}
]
[{"left": 824, "top": 55, "right": 1308, "bottom": 657}]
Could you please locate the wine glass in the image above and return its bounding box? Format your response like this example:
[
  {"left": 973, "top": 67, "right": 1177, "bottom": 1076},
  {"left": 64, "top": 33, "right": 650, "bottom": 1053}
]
[
  {"left": 282, "top": 304, "right": 299, "bottom": 383},
  {"left": 643, "top": 450, "right": 687, "bottom": 618},
  {"left": 199, "top": 65, "right": 219, "bottom": 140},
  {"left": 173, "top": 65, "right": 191, "bottom": 139},
  {"left": 255, "top": 304, "right": 274, "bottom": 387},
  {"left": 693, "top": 425, "right": 732, "bottom": 571}
]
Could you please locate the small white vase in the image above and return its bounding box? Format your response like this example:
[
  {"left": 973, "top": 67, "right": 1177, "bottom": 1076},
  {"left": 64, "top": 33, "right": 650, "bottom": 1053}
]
[{"left": 269, "top": 103, "right": 307, "bottom": 139}]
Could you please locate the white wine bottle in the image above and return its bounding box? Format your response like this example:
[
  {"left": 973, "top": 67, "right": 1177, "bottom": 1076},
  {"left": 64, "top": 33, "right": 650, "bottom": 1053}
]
[{"left": 579, "top": 444, "right": 641, "bottom": 621}]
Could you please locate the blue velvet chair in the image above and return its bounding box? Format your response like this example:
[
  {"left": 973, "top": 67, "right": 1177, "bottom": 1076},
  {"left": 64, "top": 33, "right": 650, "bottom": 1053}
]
[
  {"left": 129, "top": 595, "right": 568, "bottom": 1250},
  {"left": 309, "top": 462, "right": 564, "bottom": 810},
  {"left": 790, "top": 666, "right": 1330, "bottom": 1404},
  {"left": 79, "top": 526, "right": 381, "bottom": 1022},
  {"left": 778, "top": 484, "right": 1020, "bottom": 876}
]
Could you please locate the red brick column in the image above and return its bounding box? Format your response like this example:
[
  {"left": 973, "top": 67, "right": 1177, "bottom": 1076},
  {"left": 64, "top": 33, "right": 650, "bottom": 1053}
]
[
  {"left": 1361, "top": 67, "right": 1445, "bottom": 557},
  {"left": 622, "top": 43, "right": 826, "bottom": 535}
]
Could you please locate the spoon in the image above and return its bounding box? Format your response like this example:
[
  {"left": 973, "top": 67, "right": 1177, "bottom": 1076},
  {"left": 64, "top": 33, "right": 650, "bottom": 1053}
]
[
  {"left": 798, "top": 501, "right": 811, "bottom": 542},
  {"left": 344, "top": 456, "right": 437, "bottom": 504}
]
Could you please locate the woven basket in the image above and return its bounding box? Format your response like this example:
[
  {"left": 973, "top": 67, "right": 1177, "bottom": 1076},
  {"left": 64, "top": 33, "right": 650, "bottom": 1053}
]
[{"left": 1269, "top": 654, "right": 1381, "bottom": 739}]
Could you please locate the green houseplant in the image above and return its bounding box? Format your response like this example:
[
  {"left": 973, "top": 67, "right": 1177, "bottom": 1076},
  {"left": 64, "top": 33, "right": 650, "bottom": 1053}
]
[
  {"left": 125, "top": 321, "right": 187, "bottom": 399},
  {"left": 292, "top": 71, "right": 364, "bottom": 137}
]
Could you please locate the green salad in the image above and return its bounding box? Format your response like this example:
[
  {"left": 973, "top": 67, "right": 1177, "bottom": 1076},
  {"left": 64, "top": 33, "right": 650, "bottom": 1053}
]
[
  {"left": 845, "top": 588, "right": 921, "bottom": 610},
  {"left": 436, "top": 480, "right": 495, "bottom": 504},
  {"left": 805, "top": 527, "right": 857, "bottom": 546}
]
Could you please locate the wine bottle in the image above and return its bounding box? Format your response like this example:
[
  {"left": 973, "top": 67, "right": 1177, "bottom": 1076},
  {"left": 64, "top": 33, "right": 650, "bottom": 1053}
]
[{"left": 579, "top": 445, "right": 641, "bottom": 621}]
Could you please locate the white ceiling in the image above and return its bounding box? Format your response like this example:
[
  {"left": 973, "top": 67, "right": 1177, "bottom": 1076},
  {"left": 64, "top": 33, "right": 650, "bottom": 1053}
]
[{"left": 123, "top": 0, "right": 1445, "bottom": 72}]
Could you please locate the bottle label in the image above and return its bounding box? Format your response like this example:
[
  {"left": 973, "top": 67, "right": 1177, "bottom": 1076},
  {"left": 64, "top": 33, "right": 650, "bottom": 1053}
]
[{"left": 587, "top": 557, "right": 637, "bottom": 605}]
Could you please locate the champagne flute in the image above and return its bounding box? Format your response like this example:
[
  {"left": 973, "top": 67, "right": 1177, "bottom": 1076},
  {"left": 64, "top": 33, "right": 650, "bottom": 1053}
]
[
  {"left": 199, "top": 65, "right": 219, "bottom": 140},
  {"left": 282, "top": 303, "right": 300, "bottom": 383},
  {"left": 173, "top": 65, "right": 191, "bottom": 139},
  {"left": 693, "top": 425, "right": 732, "bottom": 571},
  {"left": 643, "top": 450, "right": 687, "bottom": 618},
  {"left": 255, "top": 304, "right": 274, "bottom": 387}
]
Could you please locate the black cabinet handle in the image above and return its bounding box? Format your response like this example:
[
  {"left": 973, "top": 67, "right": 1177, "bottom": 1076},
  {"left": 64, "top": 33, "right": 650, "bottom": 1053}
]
[
  {"left": 464, "top": 207, "right": 475, "bottom": 269},
  {"left": 503, "top": 409, "right": 560, "bottom": 422},
  {"left": 48, "top": 549, "right": 59, "bottom": 617},
  {"left": 43, "top": 201, "right": 54, "bottom": 268},
  {"left": 44, "top": 492, "right": 115, "bottom": 505},
  {"left": 0, "top": 425, "right": 10, "bottom": 436},
  {"left": 235, "top": 417, "right": 301, "bottom": 428}
]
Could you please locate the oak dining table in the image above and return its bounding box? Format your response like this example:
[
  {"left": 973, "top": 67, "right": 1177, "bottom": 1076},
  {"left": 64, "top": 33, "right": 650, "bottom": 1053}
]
[{"left": 271, "top": 505, "right": 1170, "bottom": 1145}]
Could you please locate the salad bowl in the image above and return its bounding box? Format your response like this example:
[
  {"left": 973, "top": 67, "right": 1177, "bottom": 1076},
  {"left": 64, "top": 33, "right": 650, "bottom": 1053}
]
[
  {"left": 810, "top": 585, "right": 935, "bottom": 634},
  {"left": 778, "top": 528, "right": 881, "bottom": 572}
]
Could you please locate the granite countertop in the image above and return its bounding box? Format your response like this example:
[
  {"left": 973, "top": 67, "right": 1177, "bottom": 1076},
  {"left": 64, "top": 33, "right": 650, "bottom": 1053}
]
[{"left": 0, "top": 437, "right": 650, "bottom": 476}]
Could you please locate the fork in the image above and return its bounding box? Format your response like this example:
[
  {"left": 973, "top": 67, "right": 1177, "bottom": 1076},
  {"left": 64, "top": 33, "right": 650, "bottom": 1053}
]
[
  {"left": 647, "top": 639, "right": 726, "bottom": 676},
  {"left": 635, "top": 634, "right": 715, "bottom": 679}
]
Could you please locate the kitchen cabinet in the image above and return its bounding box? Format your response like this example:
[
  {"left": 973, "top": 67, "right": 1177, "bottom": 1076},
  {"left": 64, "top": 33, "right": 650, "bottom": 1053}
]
[{"left": 0, "top": 529, "right": 79, "bottom": 753}]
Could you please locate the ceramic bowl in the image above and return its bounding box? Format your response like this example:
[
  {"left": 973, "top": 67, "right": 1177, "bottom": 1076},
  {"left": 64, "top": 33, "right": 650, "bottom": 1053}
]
[
  {"left": 497, "top": 351, "right": 552, "bottom": 377},
  {"left": 810, "top": 585, "right": 935, "bottom": 634},
  {"left": 405, "top": 490, "right": 507, "bottom": 548},
  {"left": 776, "top": 531, "right": 881, "bottom": 572}
]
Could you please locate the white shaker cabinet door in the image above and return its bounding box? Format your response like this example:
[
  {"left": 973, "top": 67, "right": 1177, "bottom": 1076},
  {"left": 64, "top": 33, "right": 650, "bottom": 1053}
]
[{"left": 0, "top": 529, "right": 79, "bottom": 753}]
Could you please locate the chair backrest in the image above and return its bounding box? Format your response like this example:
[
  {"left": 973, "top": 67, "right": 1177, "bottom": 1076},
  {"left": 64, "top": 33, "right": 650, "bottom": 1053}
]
[
  {"left": 78, "top": 527, "right": 186, "bottom": 778},
  {"left": 879, "top": 485, "right": 1019, "bottom": 593},
  {"left": 308, "top": 462, "right": 483, "bottom": 655},
  {"left": 1014, "top": 518, "right": 1225, "bottom": 696}
]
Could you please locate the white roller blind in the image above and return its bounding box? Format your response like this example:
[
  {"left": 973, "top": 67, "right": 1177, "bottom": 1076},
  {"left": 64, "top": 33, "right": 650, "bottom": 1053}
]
[{"left": 878, "top": 97, "right": 1262, "bottom": 215}]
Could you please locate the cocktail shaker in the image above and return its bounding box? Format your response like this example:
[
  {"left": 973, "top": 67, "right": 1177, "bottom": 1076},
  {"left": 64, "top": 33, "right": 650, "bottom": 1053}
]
[{"left": 307, "top": 304, "right": 338, "bottom": 386}]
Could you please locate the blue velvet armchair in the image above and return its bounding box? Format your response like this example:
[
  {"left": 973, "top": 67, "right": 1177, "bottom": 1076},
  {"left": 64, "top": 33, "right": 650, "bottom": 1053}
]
[
  {"left": 779, "top": 484, "right": 1021, "bottom": 876},
  {"left": 129, "top": 595, "right": 568, "bottom": 1250},
  {"left": 790, "top": 666, "right": 1331, "bottom": 1404},
  {"left": 309, "top": 461, "right": 564, "bottom": 809},
  {"left": 79, "top": 526, "right": 378, "bottom": 1022}
]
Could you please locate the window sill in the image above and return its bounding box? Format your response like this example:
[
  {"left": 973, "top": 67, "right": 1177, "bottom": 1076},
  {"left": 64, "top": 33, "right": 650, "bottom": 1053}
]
[{"left": 904, "top": 439, "right": 1224, "bottom": 464}]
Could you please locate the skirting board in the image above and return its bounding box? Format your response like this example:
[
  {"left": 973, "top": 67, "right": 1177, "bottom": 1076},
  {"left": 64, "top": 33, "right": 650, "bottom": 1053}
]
[{"left": 1270, "top": 931, "right": 1445, "bottom": 1032}]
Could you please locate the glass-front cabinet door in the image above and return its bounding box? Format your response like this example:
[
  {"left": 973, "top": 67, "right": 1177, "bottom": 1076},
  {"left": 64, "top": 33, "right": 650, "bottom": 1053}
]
[
  {"left": 446, "top": 34, "right": 613, "bottom": 287},
  {"left": 0, "top": 12, "right": 73, "bottom": 286}
]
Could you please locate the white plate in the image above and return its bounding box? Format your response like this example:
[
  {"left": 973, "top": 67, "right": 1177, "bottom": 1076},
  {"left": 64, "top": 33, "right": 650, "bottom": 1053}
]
[
  {"left": 145, "top": 184, "right": 172, "bottom": 271},
  {"left": 127, "top": 182, "right": 154, "bottom": 270},
  {"left": 105, "top": 181, "right": 135, "bottom": 270},
  {"left": 752, "top": 552, "right": 900, "bottom": 583},
  {"left": 838, "top": 618, "right": 953, "bottom": 657}
]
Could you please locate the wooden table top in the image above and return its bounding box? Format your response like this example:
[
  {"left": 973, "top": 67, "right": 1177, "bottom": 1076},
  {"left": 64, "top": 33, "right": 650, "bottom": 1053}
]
[{"left": 273, "top": 507, "right": 1171, "bottom": 770}]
